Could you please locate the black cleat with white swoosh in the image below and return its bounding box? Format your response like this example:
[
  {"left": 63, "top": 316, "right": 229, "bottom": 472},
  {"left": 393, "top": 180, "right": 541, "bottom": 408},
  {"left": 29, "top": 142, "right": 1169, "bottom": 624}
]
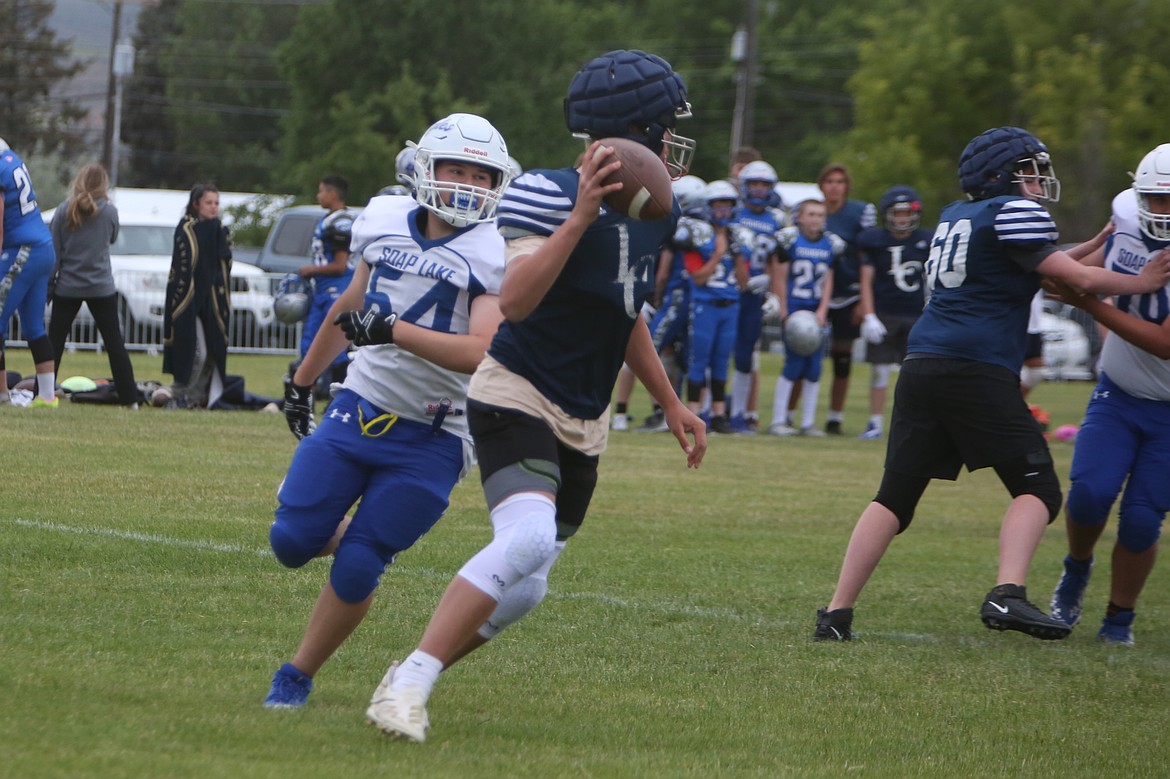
[
  {"left": 813, "top": 607, "right": 854, "bottom": 641},
  {"left": 981, "top": 584, "right": 1071, "bottom": 640}
]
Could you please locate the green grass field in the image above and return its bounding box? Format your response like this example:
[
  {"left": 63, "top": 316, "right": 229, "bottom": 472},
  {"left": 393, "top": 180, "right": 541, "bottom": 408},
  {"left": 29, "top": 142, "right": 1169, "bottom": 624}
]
[{"left": 2, "top": 349, "right": 1167, "bottom": 778}]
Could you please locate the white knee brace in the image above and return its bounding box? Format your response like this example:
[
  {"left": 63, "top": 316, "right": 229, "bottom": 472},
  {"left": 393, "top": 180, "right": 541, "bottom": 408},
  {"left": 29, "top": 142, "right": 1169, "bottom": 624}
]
[
  {"left": 871, "top": 363, "right": 893, "bottom": 390},
  {"left": 457, "top": 493, "right": 558, "bottom": 602},
  {"left": 478, "top": 541, "right": 565, "bottom": 639}
]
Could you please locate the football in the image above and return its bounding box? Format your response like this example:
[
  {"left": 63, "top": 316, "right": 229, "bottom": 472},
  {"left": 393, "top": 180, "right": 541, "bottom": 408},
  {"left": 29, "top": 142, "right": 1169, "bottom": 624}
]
[{"left": 598, "top": 137, "right": 673, "bottom": 221}]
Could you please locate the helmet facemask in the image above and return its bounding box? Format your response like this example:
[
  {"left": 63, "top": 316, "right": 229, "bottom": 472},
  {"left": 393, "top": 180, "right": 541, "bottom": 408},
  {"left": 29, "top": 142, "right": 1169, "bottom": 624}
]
[{"left": 1013, "top": 153, "right": 1060, "bottom": 202}]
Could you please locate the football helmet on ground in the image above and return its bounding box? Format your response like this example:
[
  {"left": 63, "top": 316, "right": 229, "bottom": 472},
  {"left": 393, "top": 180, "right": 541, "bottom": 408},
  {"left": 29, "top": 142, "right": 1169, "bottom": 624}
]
[
  {"left": 564, "top": 49, "right": 695, "bottom": 179},
  {"left": 411, "top": 113, "right": 513, "bottom": 228},
  {"left": 958, "top": 126, "right": 1060, "bottom": 202},
  {"left": 878, "top": 185, "right": 923, "bottom": 232},
  {"left": 1133, "top": 143, "right": 1170, "bottom": 241}
]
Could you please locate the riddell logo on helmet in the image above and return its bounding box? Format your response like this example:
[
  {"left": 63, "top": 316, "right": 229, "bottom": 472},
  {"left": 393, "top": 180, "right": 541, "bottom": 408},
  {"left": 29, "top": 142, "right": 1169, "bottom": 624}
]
[{"left": 463, "top": 147, "right": 488, "bottom": 157}]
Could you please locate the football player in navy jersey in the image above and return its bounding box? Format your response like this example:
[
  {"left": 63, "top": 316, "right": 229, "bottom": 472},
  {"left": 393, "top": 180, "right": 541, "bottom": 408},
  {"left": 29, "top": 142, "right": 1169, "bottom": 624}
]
[
  {"left": 729, "top": 160, "right": 787, "bottom": 433},
  {"left": 814, "top": 127, "right": 1170, "bottom": 643},
  {"left": 261, "top": 113, "right": 514, "bottom": 709},
  {"left": 1047, "top": 143, "right": 1170, "bottom": 645},
  {"left": 854, "top": 186, "right": 932, "bottom": 440},
  {"left": 297, "top": 175, "right": 356, "bottom": 391},
  {"left": 0, "top": 138, "right": 58, "bottom": 407},
  {"left": 367, "top": 49, "right": 707, "bottom": 743},
  {"left": 818, "top": 164, "right": 877, "bottom": 434}
]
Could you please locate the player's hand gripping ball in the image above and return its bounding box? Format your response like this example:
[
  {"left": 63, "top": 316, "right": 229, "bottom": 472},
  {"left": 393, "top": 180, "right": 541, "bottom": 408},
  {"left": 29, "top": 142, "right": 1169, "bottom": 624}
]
[{"left": 598, "top": 137, "right": 673, "bottom": 221}]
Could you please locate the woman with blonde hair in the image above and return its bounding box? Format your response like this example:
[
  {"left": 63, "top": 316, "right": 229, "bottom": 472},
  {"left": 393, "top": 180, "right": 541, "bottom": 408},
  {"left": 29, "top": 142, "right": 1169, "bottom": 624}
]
[{"left": 48, "top": 163, "right": 138, "bottom": 406}]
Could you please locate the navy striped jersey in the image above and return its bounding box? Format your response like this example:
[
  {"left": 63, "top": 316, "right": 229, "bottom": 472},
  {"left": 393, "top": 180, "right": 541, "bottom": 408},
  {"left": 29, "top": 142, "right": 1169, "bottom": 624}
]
[
  {"left": 492, "top": 168, "right": 679, "bottom": 419},
  {"left": 910, "top": 196, "right": 1059, "bottom": 372}
]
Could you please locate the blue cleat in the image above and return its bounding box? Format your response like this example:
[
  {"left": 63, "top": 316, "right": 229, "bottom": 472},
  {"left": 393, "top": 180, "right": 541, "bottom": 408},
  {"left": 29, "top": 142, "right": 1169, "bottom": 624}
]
[
  {"left": 264, "top": 662, "right": 313, "bottom": 708},
  {"left": 1049, "top": 555, "right": 1092, "bottom": 627},
  {"left": 1097, "top": 611, "right": 1135, "bottom": 646},
  {"left": 858, "top": 422, "right": 882, "bottom": 440}
]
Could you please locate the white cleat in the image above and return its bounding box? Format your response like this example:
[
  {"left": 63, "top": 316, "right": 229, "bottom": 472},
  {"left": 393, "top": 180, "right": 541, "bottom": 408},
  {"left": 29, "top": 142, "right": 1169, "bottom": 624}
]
[{"left": 366, "top": 662, "right": 429, "bottom": 743}]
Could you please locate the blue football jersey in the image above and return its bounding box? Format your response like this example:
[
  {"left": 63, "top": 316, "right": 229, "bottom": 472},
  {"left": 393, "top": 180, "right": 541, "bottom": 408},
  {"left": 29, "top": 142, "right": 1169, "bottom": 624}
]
[
  {"left": 909, "top": 196, "right": 1058, "bottom": 372},
  {"left": 734, "top": 206, "right": 786, "bottom": 288},
  {"left": 826, "top": 198, "right": 877, "bottom": 305},
  {"left": 777, "top": 227, "right": 843, "bottom": 313},
  {"left": 1, "top": 149, "right": 52, "bottom": 249},
  {"left": 857, "top": 226, "right": 933, "bottom": 318},
  {"left": 492, "top": 168, "right": 679, "bottom": 419}
]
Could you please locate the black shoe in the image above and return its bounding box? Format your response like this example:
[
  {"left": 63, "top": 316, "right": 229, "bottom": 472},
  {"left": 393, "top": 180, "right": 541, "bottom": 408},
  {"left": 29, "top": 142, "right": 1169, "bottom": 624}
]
[
  {"left": 636, "top": 410, "right": 668, "bottom": 432},
  {"left": 981, "top": 584, "right": 1071, "bottom": 640},
  {"left": 709, "top": 415, "right": 735, "bottom": 434},
  {"left": 825, "top": 419, "right": 843, "bottom": 436},
  {"left": 813, "top": 607, "right": 854, "bottom": 641}
]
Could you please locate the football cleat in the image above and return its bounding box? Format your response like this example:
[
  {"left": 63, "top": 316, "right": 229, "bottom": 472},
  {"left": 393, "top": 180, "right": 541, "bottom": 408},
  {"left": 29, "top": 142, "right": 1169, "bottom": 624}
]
[
  {"left": 1097, "top": 611, "right": 1135, "bottom": 646},
  {"left": 858, "top": 422, "right": 883, "bottom": 440},
  {"left": 799, "top": 426, "right": 826, "bottom": 438},
  {"left": 611, "top": 413, "right": 630, "bottom": 432},
  {"left": 981, "top": 584, "right": 1071, "bottom": 640},
  {"left": 767, "top": 423, "right": 798, "bottom": 437},
  {"left": 367, "top": 673, "right": 430, "bottom": 743},
  {"left": 709, "top": 415, "right": 735, "bottom": 435},
  {"left": 1049, "top": 555, "right": 1092, "bottom": 627},
  {"left": 813, "top": 607, "right": 854, "bottom": 641},
  {"left": 636, "top": 410, "right": 669, "bottom": 432},
  {"left": 30, "top": 397, "right": 59, "bottom": 409},
  {"left": 824, "top": 419, "right": 843, "bottom": 436},
  {"left": 263, "top": 663, "right": 313, "bottom": 709}
]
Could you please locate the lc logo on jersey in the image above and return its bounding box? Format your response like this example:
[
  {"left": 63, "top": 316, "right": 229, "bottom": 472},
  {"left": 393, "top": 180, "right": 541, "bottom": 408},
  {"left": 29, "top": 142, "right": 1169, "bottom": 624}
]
[{"left": 886, "top": 245, "right": 923, "bottom": 293}]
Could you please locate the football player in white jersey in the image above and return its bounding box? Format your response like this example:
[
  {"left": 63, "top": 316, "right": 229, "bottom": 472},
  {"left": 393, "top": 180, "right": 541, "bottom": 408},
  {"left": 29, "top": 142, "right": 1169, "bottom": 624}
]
[
  {"left": 1048, "top": 143, "right": 1170, "bottom": 645},
  {"left": 261, "top": 113, "right": 513, "bottom": 709}
]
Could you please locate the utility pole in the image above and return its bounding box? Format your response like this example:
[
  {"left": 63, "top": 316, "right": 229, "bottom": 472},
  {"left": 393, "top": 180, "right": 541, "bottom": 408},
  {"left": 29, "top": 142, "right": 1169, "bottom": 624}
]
[
  {"left": 101, "top": 1, "right": 124, "bottom": 171},
  {"left": 729, "top": 0, "right": 760, "bottom": 159},
  {"left": 110, "top": 42, "right": 135, "bottom": 190}
]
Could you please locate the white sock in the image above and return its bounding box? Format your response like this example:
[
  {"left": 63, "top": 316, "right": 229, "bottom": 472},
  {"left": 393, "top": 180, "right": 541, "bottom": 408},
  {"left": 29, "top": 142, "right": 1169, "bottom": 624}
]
[
  {"left": 391, "top": 649, "right": 443, "bottom": 698},
  {"left": 730, "top": 371, "right": 750, "bottom": 417},
  {"left": 870, "top": 414, "right": 883, "bottom": 429},
  {"left": 771, "top": 377, "right": 794, "bottom": 427},
  {"left": 827, "top": 410, "right": 843, "bottom": 423},
  {"left": 36, "top": 371, "right": 55, "bottom": 401},
  {"left": 801, "top": 381, "right": 820, "bottom": 429}
]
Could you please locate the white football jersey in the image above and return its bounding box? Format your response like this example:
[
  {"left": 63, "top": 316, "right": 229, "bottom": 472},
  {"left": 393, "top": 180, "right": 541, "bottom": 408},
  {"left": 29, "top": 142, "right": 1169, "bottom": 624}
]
[
  {"left": 342, "top": 195, "right": 506, "bottom": 439},
  {"left": 1097, "top": 188, "right": 1170, "bottom": 401}
]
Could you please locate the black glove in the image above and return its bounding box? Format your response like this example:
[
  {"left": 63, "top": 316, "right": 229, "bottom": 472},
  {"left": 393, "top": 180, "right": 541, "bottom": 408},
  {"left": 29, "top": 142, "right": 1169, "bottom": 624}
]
[
  {"left": 335, "top": 309, "right": 397, "bottom": 346},
  {"left": 283, "top": 381, "right": 315, "bottom": 440}
]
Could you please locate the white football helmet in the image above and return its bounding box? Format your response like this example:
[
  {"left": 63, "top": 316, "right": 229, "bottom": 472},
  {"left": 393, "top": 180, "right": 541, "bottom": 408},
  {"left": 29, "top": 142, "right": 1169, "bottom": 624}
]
[
  {"left": 0, "top": 137, "right": 9, "bottom": 152},
  {"left": 395, "top": 146, "right": 416, "bottom": 188},
  {"left": 412, "top": 113, "right": 513, "bottom": 228},
  {"left": 508, "top": 155, "right": 523, "bottom": 179},
  {"left": 738, "top": 160, "right": 779, "bottom": 207},
  {"left": 784, "top": 310, "right": 824, "bottom": 356},
  {"left": 671, "top": 175, "right": 707, "bottom": 217},
  {"left": 1133, "top": 143, "right": 1170, "bottom": 240}
]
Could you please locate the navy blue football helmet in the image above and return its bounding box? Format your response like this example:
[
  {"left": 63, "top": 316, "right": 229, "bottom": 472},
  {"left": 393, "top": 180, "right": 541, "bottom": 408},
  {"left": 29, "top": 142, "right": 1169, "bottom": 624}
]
[
  {"left": 878, "top": 185, "right": 922, "bottom": 232},
  {"left": 958, "top": 126, "right": 1060, "bottom": 202},
  {"left": 564, "top": 49, "right": 695, "bottom": 179}
]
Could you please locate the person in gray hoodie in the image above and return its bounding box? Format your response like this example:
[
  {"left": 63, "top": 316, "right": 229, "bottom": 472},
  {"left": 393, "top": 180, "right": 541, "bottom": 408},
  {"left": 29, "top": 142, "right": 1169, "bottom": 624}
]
[{"left": 48, "top": 163, "right": 138, "bottom": 406}]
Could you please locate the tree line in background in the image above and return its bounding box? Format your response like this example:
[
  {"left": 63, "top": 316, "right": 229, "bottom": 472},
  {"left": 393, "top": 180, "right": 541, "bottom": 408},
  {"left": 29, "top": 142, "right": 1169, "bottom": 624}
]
[{"left": 7, "top": 0, "right": 1170, "bottom": 237}]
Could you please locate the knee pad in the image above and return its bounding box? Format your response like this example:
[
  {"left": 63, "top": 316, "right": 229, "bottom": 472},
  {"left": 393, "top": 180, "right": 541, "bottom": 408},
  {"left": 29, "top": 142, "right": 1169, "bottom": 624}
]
[
  {"left": 458, "top": 494, "right": 558, "bottom": 601},
  {"left": 873, "top": 470, "right": 930, "bottom": 533},
  {"left": 995, "top": 453, "right": 1063, "bottom": 523},
  {"left": 27, "top": 335, "right": 53, "bottom": 365},
  {"left": 477, "top": 541, "right": 565, "bottom": 640},
  {"left": 330, "top": 542, "right": 392, "bottom": 603},
  {"left": 832, "top": 351, "right": 852, "bottom": 380},
  {"left": 1117, "top": 504, "right": 1164, "bottom": 554},
  {"left": 1065, "top": 479, "right": 1115, "bottom": 528},
  {"left": 871, "top": 364, "right": 893, "bottom": 390},
  {"left": 269, "top": 519, "right": 320, "bottom": 569}
]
